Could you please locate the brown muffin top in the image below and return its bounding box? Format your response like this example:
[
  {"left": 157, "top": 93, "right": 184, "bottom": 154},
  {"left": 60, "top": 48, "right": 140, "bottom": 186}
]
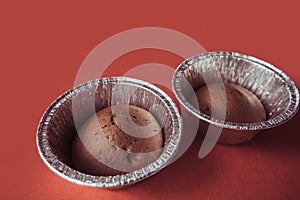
[
  {"left": 72, "top": 105, "right": 163, "bottom": 176},
  {"left": 194, "top": 83, "right": 266, "bottom": 123}
]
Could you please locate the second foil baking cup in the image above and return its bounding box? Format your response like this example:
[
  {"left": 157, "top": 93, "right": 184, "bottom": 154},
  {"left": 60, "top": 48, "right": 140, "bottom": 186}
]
[
  {"left": 36, "top": 77, "right": 182, "bottom": 188},
  {"left": 172, "top": 51, "right": 299, "bottom": 144}
]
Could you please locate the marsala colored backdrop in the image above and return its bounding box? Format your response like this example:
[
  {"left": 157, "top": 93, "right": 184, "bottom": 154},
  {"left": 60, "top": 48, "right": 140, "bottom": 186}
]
[{"left": 1, "top": 0, "right": 300, "bottom": 199}]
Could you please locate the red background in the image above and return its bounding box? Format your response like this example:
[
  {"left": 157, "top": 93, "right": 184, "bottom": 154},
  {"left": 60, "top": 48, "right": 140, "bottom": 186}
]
[{"left": 1, "top": 0, "right": 300, "bottom": 199}]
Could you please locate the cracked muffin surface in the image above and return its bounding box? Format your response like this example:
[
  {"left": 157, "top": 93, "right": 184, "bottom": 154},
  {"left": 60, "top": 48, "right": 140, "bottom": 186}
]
[{"left": 72, "top": 105, "right": 163, "bottom": 176}]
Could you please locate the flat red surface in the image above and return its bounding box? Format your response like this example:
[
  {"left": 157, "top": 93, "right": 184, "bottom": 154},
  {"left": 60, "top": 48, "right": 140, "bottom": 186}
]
[{"left": 1, "top": 0, "right": 300, "bottom": 199}]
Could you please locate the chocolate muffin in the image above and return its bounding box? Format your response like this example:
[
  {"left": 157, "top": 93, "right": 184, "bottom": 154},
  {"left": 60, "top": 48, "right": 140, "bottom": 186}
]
[
  {"left": 72, "top": 105, "right": 163, "bottom": 176},
  {"left": 193, "top": 83, "right": 266, "bottom": 123}
]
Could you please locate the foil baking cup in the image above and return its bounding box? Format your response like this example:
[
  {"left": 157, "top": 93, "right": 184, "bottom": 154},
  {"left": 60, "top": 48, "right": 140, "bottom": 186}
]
[
  {"left": 172, "top": 51, "right": 299, "bottom": 144},
  {"left": 36, "top": 77, "right": 182, "bottom": 188}
]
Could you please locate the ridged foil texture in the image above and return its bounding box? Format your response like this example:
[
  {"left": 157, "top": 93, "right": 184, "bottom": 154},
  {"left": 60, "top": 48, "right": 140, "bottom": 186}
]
[
  {"left": 172, "top": 52, "right": 299, "bottom": 144},
  {"left": 36, "top": 77, "right": 182, "bottom": 188}
]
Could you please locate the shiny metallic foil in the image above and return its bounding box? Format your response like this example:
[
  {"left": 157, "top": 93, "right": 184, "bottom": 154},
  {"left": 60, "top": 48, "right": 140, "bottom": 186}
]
[
  {"left": 172, "top": 52, "right": 299, "bottom": 144},
  {"left": 36, "top": 77, "right": 182, "bottom": 188}
]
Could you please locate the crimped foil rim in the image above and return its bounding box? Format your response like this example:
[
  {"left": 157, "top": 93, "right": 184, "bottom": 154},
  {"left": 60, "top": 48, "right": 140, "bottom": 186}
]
[
  {"left": 36, "top": 77, "right": 182, "bottom": 188},
  {"left": 172, "top": 51, "right": 299, "bottom": 131}
]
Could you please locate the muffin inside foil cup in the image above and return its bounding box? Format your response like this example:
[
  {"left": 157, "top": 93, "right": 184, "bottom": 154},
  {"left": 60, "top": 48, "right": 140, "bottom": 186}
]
[
  {"left": 36, "top": 77, "right": 182, "bottom": 188},
  {"left": 172, "top": 51, "right": 299, "bottom": 144}
]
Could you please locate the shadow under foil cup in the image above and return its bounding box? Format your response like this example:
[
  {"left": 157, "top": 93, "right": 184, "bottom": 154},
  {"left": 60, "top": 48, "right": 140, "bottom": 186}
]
[
  {"left": 172, "top": 52, "right": 299, "bottom": 144},
  {"left": 36, "top": 77, "right": 182, "bottom": 188}
]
